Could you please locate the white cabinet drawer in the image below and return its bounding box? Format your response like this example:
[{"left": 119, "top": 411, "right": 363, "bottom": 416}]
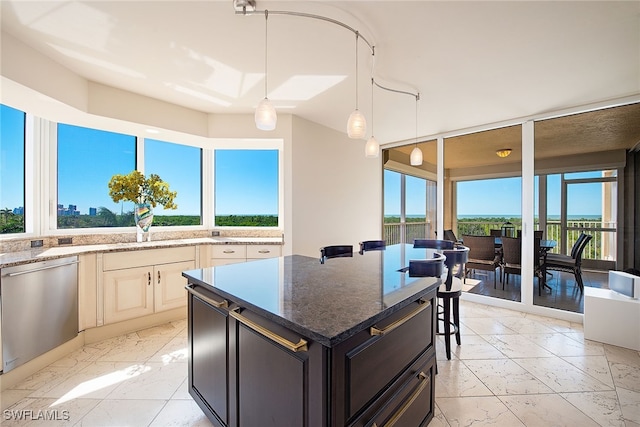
[
  {"left": 247, "top": 245, "right": 281, "bottom": 259},
  {"left": 103, "top": 246, "right": 195, "bottom": 271},
  {"left": 211, "top": 245, "right": 247, "bottom": 259}
]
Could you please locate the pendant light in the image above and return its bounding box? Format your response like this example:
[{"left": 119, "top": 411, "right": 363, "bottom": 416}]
[
  {"left": 364, "top": 78, "right": 379, "bottom": 157},
  {"left": 347, "top": 32, "right": 366, "bottom": 139},
  {"left": 255, "top": 10, "right": 277, "bottom": 131},
  {"left": 410, "top": 96, "right": 422, "bottom": 166}
]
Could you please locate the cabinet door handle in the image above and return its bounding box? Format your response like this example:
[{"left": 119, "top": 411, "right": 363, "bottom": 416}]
[
  {"left": 370, "top": 299, "right": 429, "bottom": 336},
  {"left": 223, "top": 250, "right": 235, "bottom": 254},
  {"left": 185, "top": 285, "right": 228, "bottom": 308},
  {"left": 230, "top": 307, "right": 308, "bottom": 353},
  {"left": 380, "top": 372, "right": 428, "bottom": 427},
  {"left": 157, "top": 270, "right": 161, "bottom": 284},
  {"left": 148, "top": 272, "right": 151, "bottom": 286},
  {"left": 258, "top": 250, "right": 271, "bottom": 254}
]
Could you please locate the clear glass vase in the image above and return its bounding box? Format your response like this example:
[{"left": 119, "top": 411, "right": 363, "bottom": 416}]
[{"left": 134, "top": 203, "right": 154, "bottom": 242}]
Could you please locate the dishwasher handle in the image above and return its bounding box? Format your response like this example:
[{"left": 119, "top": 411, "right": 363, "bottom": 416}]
[{"left": 4, "top": 260, "right": 79, "bottom": 277}]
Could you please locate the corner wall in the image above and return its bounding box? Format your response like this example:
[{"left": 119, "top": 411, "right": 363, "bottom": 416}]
[{"left": 290, "top": 116, "right": 382, "bottom": 257}]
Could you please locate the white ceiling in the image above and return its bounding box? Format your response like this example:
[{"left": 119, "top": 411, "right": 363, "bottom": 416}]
[{"left": 1, "top": 1, "right": 639, "bottom": 144}]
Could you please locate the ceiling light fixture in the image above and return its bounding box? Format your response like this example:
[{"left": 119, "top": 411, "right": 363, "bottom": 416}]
[
  {"left": 255, "top": 10, "right": 277, "bottom": 131},
  {"left": 238, "top": 2, "right": 420, "bottom": 154},
  {"left": 347, "top": 32, "right": 366, "bottom": 139},
  {"left": 410, "top": 95, "right": 422, "bottom": 166},
  {"left": 496, "top": 148, "right": 512, "bottom": 158},
  {"left": 364, "top": 78, "right": 379, "bottom": 157}
]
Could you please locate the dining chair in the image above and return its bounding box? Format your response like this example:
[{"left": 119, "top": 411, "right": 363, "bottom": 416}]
[
  {"left": 443, "top": 229, "right": 461, "bottom": 244},
  {"left": 544, "top": 233, "right": 593, "bottom": 293},
  {"left": 517, "top": 230, "right": 544, "bottom": 239},
  {"left": 358, "top": 240, "right": 386, "bottom": 254},
  {"left": 461, "top": 235, "right": 502, "bottom": 287},
  {"left": 319, "top": 245, "right": 353, "bottom": 264},
  {"left": 501, "top": 237, "right": 545, "bottom": 295},
  {"left": 489, "top": 229, "right": 502, "bottom": 237}
]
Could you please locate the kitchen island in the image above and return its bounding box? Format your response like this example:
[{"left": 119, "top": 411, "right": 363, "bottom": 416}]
[{"left": 183, "top": 245, "right": 443, "bottom": 427}]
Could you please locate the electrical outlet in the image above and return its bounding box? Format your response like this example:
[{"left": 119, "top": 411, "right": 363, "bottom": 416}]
[
  {"left": 212, "top": 231, "right": 220, "bottom": 236},
  {"left": 31, "top": 239, "right": 44, "bottom": 248},
  {"left": 58, "top": 237, "right": 73, "bottom": 245}
]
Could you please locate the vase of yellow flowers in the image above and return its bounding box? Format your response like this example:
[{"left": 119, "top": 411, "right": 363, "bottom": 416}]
[{"left": 108, "top": 171, "right": 177, "bottom": 242}]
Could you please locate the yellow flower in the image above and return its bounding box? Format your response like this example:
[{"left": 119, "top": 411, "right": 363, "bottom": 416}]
[{"left": 108, "top": 171, "right": 177, "bottom": 209}]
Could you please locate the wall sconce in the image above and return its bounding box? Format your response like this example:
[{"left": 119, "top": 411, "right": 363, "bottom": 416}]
[{"left": 496, "top": 148, "right": 512, "bottom": 158}]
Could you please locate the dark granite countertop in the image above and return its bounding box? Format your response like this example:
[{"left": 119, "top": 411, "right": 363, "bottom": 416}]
[{"left": 183, "top": 245, "right": 443, "bottom": 347}]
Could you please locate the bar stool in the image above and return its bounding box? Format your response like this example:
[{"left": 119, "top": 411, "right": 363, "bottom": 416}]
[
  {"left": 412, "top": 240, "right": 469, "bottom": 360},
  {"left": 437, "top": 246, "right": 468, "bottom": 360}
]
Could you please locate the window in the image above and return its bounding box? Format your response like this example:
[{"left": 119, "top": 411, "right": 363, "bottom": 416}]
[
  {"left": 145, "top": 138, "right": 202, "bottom": 226},
  {"left": 214, "top": 150, "right": 278, "bottom": 227},
  {"left": 456, "top": 177, "right": 522, "bottom": 236},
  {"left": 1, "top": 105, "right": 26, "bottom": 234},
  {"left": 384, "top": 169, "right": 435, "bottom": 244},
  {"left": 57, "top": 123, "right": 135, "bottom": 229}
]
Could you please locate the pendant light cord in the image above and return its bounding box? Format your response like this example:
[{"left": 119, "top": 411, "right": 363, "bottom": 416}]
[
  {"left": 371, "top": 78, "right": 375, "bottom": 135},
  {"left": 239, "top": 7, "right": 420, "bottom": 100},
  {"left": 264, "top": 10, "right": 269, "bottom": 98},
  {"left": 355, "top": 31, "right": 359, "bottom": 110},
  {"left": 415, "top": 96, "right": 418, "bottom": 146}
]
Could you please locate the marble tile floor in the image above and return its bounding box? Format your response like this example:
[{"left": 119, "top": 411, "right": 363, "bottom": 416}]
[{"left": 1, "top": 300, "right": 639, "bottom": 426}]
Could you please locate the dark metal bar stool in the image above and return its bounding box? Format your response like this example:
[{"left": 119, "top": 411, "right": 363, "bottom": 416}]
[
  {"left": 412, "top": 239, "right": 469, "bottom": 359},
  {"left": 437, "top": 246, "right": 469, "bottom": 360}
]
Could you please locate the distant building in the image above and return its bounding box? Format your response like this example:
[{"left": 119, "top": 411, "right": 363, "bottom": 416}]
[
  {"left": 57, "top": 203, "right": 80, "bottom": 216},
  {"left": 89, "top": 207, "right": 97, "bottom": 216},
  {"left": 13, "top": 207, "right": 24, "bottom": 215}
]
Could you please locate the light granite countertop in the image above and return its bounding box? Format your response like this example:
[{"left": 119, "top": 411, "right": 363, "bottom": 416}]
[{"left": 0, "top": 237, "right": 283, "bottom": 269}]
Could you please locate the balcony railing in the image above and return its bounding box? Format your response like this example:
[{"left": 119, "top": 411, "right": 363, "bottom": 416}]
[
  {"left": 384, "top": 220, "right": 616, "bottom": 261},
  {"left": 384, "top": 222, "right": 432, "bottom": 246}
]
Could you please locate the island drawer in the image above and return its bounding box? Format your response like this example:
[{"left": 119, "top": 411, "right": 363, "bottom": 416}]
[
  {"left": 336, "top": 297, "right": 434, "bottom": 420},
  {"left": 349, "top": 352, "right": 435, "bottom": 427},
  {"left": 211, "top": 245, "right": 247, "bottom": 259}
]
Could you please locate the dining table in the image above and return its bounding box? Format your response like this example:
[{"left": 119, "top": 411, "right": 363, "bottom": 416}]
[{"left": 493, "top": 237, "right": 557, "bottom": 292}]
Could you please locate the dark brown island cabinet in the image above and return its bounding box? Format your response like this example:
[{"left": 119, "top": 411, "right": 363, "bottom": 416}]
[{"left": 183, "top": 248, "right": 442, "bottom": 427}]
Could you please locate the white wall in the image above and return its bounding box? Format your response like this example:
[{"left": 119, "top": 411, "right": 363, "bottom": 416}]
[
  {"left": 290, "top": 116, "right": 382, "bottom": 257},
  {"left": 1, "top": 33, "right": 384, "bottom": 258}
]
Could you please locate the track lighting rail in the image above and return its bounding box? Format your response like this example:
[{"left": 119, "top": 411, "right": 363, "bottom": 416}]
[{"left": 236, "top": 6, "right": 419, "bottom": 100}]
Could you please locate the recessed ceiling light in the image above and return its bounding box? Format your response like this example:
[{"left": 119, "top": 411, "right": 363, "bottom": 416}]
[{"left": 496, "top": 148, "right": 512, "bottom": 158}]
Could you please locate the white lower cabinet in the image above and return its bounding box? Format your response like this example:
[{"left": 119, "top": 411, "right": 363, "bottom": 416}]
[
  {"left": 154, "top": 260, "right": 196, "bottom": 312},
  {"left": 102, "top": 247, "right": 196, "bottom": 325},
  {"left": 104, "top": 265, "right": 155, "bottom": 324},
  {"left": 208, "top": 244, "right": 282, "bottom": 267},
  {"left": 99, "top": 244, "right": 281, "bottom": 326}
]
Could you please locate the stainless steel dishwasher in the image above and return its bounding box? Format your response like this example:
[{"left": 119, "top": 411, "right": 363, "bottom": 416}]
[{"left": 1, "top": 256, "right": 79, "bottom": 373}]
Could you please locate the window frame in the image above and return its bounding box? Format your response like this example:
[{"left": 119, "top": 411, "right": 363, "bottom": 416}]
[
  {"left": 210, "top": 139, "right": 284, "bottom": 230},
  {"left": 1, "top": 106, "right": 285, "bottom": 239}
]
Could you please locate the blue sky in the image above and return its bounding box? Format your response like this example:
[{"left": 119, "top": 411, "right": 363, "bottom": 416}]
[
  {"left": 384, "top": 170, "right": 604, "bottom": 217},
  {"left": 1, "top": 103, "right": 605, "bottom": 219},
  {"left": 1, "top": 104, "right": 278, "bottom": 217}
]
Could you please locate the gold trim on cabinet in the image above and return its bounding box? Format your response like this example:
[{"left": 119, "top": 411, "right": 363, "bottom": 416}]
[
  {"left": 370, "top": 299, "right": 430, "bottom": 336},
  {"left": 374, "top": 371, "right": 429, "bottom": 427},
  {"left": 230, "top": 307, "right": 308, "bottom": 352},
  {"left": 185, "top": 285, "right": 229, "bottom": 308}
]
